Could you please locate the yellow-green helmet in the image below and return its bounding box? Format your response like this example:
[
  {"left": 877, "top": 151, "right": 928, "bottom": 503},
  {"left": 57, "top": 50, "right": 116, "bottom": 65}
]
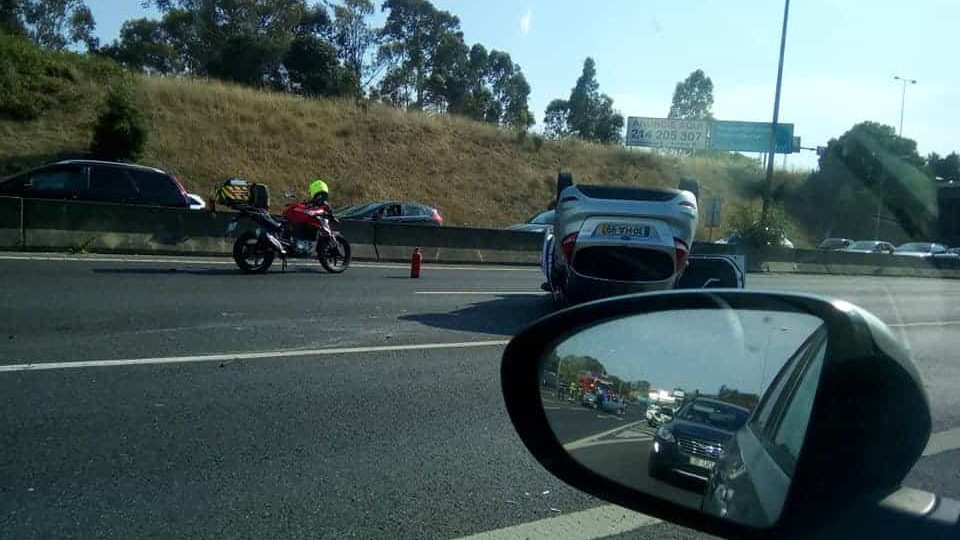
[{"left": 309, "top": 179, "right": 329, "bottom": 199}]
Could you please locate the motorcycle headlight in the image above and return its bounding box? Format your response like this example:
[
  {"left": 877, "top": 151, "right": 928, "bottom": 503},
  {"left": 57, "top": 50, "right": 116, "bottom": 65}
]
[{"left": 657, "top": 426, "right": 675, "bottom": 443}]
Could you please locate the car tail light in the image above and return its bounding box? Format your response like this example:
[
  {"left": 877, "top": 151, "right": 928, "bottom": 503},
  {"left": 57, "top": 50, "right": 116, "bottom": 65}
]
[
  {"left": 674, "top": 237, "right": 689, "bottom": 273},
  {"left": 561, "top": 232, "right": 579, "bottom": 263},
  {"left": 432, "top": 208, "right": 443, "bottom": 224}
]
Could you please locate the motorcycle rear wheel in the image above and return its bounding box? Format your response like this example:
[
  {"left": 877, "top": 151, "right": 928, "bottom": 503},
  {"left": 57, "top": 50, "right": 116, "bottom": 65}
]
[
  {"left": 319, "top": 234, "right": 351, "bottom": 273},
  {"left": 233, "top": 232, "right": 275, "bottom": 273}
]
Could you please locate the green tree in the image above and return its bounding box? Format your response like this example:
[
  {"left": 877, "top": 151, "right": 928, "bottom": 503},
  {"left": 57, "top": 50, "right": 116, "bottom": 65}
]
[
  {"left": 593, "top": 94, "right": 623, "bottom": 144},
  {"left": 100, "top": 18, "right": 180, "bottom": 74},
  {"left": 567, "top": 57, "right": 599, "bottom": 137},
  {"left": 331, "top": 0, "right": 381, "bottom": 97},
  {"left": 0, "top": 0, "right": 25, "bottom": 36},
  {"left": 668, "top": 69, "right": 714, "bottom": 120},
  {"left": 796, "top": 121, "right": 934, "bottom": 241},
  {"left": 283, "top": 34, "right": 353, "bottom": 96},
  {"left": 15, "top": 0, "right": 97, "bottom": 51},
  {"left": 545, "top": 57, "right": 622, "bottom": 143},
  {"left": 927, "top": 151, "right": 960, "bottom": 183},
  {"left": 377, "top": 0, "right": 460, "bottom": 110},
  {"left": 543, "top": 99, "right": 570, "bottom": 139},
  {"left": 90, "top": 85, "right": 148, "bottom": 162},
  {"left": 147, "top": 0, "right": 309, "bottom": 84}
]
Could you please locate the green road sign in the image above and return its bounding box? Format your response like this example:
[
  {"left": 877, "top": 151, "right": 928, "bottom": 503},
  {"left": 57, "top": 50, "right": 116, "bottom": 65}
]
[{"left": 711, "top": 120, "right": 795, "bottom": 154}]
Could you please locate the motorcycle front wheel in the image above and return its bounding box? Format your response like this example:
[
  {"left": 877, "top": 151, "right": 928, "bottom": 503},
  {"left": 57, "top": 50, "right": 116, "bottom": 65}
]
[
  {"left": 233, "top": 232, "right": 275, "bottom": 273},
  {"left": 319, "top": 233, "right": 351, "bottom": 274}
]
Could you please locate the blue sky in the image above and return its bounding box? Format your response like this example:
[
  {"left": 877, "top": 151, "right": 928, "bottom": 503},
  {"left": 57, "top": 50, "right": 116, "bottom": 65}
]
[
  {"left": 554, "top": 309, "right": 823, "bottom": 396},
  {"left": 88, "top": 1, "right": 959, "bottom": 170}
]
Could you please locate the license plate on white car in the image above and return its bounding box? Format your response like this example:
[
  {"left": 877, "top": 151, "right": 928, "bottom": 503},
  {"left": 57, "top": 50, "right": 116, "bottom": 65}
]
[
  {"left": 595, "top": 223, "right": 651, "bottom": 238},
  {"left": 689, "top": 456, "right": 714, "bottom": 470}
]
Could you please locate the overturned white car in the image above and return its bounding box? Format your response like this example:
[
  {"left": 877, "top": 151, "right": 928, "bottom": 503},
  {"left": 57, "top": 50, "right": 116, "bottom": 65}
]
[{"left": 541, "top": 173, "right": 742, "bottom": 304}]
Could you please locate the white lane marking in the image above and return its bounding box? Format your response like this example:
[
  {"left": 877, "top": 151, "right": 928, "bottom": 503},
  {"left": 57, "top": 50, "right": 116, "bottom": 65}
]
[
  {"left": 888, "top": 320, "right": 960, "bottom": 328},
  {"left": 450, "top": 504, "right": 659, "bottom": 540},
  {"left": 415, "top": 291, "right": 544, "bottom": 296},
  {"left": 923, "top": 427, "right": 960, "bottom": 457},
  {"left": 0, "top": 254, "right": 537, "bottom": 272},
  {"left": 0, "top": 340, "right": 508, "bottom": 373},
  {"left": 563, "top": 420, "right": 649, "bottom": 452}
]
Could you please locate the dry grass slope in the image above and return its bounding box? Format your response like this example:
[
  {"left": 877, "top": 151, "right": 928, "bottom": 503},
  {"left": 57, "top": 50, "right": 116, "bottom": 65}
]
[{"left": 0, "top": 75, "right": 807, "bottom": 242}]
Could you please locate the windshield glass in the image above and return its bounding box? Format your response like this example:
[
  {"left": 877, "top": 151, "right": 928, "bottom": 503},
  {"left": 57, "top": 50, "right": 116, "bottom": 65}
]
[
  {"left": 528, "top": 210, "right": 554, "bottom": 225},
  {"left": 4, "top": 1, "right": 959, "bottom": 538},
  {"left": 680, "top": 400, "right": 750, "bottom": 430},
  {"left": 818, "top": 239, "right": 848, "bottom": 249},
  {"left": 339, "top": 202, "right": 382, "bottom": 217}
]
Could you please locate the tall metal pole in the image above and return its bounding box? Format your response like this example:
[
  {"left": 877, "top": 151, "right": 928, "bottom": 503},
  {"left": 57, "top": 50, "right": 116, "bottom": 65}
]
[
  {"left": 893, "top": 76, "right": 917, "bottom": 136},
  {"left": 761, "top": 0, "right": 791, "bottom": 223}
]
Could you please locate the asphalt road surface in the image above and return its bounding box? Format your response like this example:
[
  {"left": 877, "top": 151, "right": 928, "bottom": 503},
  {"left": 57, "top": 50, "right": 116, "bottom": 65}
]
[{"left": 3, "top": 253, "right": 960, "bottom": 539}]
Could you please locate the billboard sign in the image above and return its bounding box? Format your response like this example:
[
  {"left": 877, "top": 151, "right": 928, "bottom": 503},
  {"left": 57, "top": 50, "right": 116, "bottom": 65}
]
[{"left": 625, "top": 117, "right": 709, "bottom": 150}]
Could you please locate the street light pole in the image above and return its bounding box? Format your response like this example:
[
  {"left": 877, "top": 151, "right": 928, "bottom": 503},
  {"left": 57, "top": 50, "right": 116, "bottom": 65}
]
[
  {"left": 893, "top": 75, "right": 917, "bottom": 137},
  {"left": 761, "top": 0, "right": 791, "bottom": 223}
]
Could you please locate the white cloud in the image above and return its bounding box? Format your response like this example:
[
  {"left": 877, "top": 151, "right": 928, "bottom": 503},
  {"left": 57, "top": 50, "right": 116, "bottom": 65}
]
[{"left": 520, "top": 9, "right": 532, "bottom": 36}]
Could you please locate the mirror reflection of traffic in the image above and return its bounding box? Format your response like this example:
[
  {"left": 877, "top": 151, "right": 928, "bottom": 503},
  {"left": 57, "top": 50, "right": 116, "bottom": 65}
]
[{"left": 539, "top": 304, "right": 826, "bottom": 520}]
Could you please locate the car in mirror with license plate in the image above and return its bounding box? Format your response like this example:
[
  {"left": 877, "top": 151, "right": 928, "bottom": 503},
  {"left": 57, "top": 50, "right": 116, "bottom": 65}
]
[{"left": 502, "top": 291, "right": 960, "bottom": 538}]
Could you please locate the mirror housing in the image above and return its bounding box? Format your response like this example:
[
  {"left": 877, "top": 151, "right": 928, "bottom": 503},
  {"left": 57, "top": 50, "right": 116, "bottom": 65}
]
[{"left": 500, "top": 291, "right": 931, "bottom": 539}]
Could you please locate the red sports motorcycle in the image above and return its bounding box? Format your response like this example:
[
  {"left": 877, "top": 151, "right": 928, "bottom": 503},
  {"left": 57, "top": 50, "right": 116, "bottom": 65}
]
[{"left": 227, "top": 198, "right": 351, "bottom": 274}]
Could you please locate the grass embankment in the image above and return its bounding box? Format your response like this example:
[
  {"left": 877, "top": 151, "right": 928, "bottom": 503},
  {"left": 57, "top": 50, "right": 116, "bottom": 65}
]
[{"left": 0, "top": 71, "right": 808, "bottom": 243}]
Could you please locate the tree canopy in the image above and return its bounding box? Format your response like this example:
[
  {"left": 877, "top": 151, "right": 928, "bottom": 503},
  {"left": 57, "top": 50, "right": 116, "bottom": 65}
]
[
  {"left": 544, "top": 57, "right": 623, "bottom": 144},
  {"left": 793, "top": 121, "right": 936, "bottom": 241},
  {"left": 3, "top": 0, "right": 98, "bottom": 51},
  {"left": 668, "top": 69, "right": 714, "bottom": 120}
]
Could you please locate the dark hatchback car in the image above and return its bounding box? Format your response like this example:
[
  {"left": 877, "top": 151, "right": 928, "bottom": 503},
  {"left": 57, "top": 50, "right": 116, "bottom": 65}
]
[
  {"left": 338, "top": 201, "right": 443, "bottom": 225},
  {"left": 649, "top": 397, "right": 751, "bottom": 483},
  {"left": 0, "top": 160, "right": 191, "bottom": 208}
]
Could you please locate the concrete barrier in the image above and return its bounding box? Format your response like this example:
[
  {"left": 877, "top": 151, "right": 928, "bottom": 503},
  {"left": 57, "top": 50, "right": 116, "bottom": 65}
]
[
  {"left": 0, "top": 197, "right": 21, "bottom": 248},
  {"left": 373, "top": 222, "right": 543, "bottom": 265},
  {"left": 4, "top": 196, "right": 960, "bottom": 278}
]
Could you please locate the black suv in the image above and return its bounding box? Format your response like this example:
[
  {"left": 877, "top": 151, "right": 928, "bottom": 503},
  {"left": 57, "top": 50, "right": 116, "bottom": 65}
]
[
  {"left": 649, "top": 396, "right": 751, "bottom": 483},
  {"left": 0, "top": 160, "right": 191, "bottom": 208}
]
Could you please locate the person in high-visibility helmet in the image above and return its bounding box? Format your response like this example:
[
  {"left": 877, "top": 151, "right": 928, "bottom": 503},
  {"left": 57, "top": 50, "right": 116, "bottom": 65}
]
[{"left": 308, "top": 178, "right": 330, "bottom": 206}]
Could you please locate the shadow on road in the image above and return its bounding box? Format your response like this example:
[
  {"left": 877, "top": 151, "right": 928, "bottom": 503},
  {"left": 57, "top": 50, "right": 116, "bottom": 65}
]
[
  {"left": 400, "top": 294, "right": 554, "bottom": 336},
  {"left": 92, "top": 267, "right": 325, "bottom": 276}
]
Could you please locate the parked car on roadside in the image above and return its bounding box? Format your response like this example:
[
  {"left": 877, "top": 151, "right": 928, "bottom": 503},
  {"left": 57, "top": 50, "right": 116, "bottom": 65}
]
[
  {"left": 816, "top": 237, "right": 854, "bottom": 250},
  {"left": 0, "top": 160, "right": 191, "bottom": 208},
  {"left": 507, "top": 210, "right": 554, "bottom": 233},
  {"left": 338, "top": 201, "right": 443, "bottom": 225},
  {"left": 844, "top": 240, "right": 895, "bottom": 254},
  {"left": 893, "top": 242, "right": 947, "bottom": 258},
  {"left": 714, "top": 230, "right": 795, "bottom": 249},
  {"left": 932, "top": 247, "right": 960, "bottom": 260}
]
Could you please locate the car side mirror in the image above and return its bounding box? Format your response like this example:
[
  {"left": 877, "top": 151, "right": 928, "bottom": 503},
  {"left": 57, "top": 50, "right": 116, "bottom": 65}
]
[{"left": 501, "top": 291, "right": 931, "bottom": 539}]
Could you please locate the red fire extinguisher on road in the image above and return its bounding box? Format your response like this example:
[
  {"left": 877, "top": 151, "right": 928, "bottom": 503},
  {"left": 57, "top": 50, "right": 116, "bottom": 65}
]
[{"left": 410, "top": 247, "right": 422, "bottom": 278}]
